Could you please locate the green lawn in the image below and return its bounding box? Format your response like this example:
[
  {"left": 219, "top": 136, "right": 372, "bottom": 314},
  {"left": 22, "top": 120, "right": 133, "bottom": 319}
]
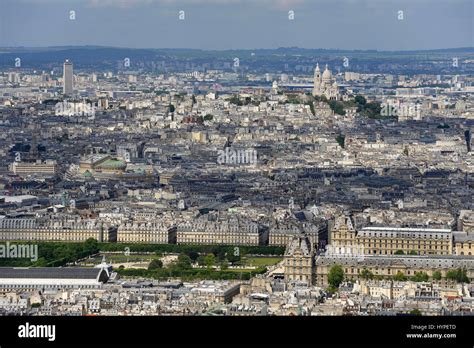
[
  {"left": 103, "top": 253, "right": 162, "bottom": 262},
  {"left": 242, "top": 257, "right": 283, "bottom": 267},
  {"left": 77, "top": 253, "right": 162, "bottom": 265}
]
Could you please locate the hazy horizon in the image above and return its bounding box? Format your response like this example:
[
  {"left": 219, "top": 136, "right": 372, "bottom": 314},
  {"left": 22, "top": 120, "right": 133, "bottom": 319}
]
[{"left": 1, "top": 45, "right": 473, "bottom": 52}]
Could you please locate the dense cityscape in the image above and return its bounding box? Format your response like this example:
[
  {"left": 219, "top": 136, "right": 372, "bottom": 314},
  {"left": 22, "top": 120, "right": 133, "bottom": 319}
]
[
  {"left": 0, "top": 6, "right": 473, "bottom": 341},
  {"left": 0, "top": 44, "right": 472, "bottom": 318}
]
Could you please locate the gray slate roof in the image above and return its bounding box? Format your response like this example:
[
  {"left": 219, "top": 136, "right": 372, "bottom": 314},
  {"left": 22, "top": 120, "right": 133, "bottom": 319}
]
[{"left": 0, "top": 267, "right": 103, "bottom": 279}]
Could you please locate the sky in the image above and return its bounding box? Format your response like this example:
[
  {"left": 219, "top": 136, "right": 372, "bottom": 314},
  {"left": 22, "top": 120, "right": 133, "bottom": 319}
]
[{"left": 0, "top": 0, "right": 472, "bottom": 51}]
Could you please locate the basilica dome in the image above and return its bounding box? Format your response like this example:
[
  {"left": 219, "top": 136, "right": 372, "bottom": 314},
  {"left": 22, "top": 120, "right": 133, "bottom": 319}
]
[{"left": 322, "top": 65, "right": 332, "bottom": 80}]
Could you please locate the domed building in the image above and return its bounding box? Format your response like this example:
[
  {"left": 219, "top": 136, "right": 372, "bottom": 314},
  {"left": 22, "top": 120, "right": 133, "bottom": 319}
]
[
  {"left": 312, "top": 63, "right": 340, "bottom": 100},
  {"left": 79, "top": 154, "right": 127, "bottom": 176}
]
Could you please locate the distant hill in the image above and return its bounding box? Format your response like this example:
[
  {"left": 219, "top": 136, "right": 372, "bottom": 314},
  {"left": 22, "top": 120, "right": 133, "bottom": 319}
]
[{"left": 0, "top": 46, "right": 472, "bottom": 74}]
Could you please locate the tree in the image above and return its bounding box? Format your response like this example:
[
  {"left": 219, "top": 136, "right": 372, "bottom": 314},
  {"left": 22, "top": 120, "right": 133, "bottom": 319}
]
[
  {"left": 409, "top": 250, "right": 418, "bottom": 255},
  {"left": 354, "top": 95, "right": 367, "bottom": 106},
  {"left": 358, "top": 100, "right": 383, "bottom": 119},
  {"left": 432, "top": 271, "right": 442, "bottom": 281},
  {"left": 286, "top": 94, "right": 300, "bottom": 104},
  {"left": 360, "top": 268, "right": 374, "bottom": 280},
  {"left": 186, "top": 251, "right": 199, "bottom": 262},
  {"left": 84, "top": 238, "right": 99, "bottom": 254},
  {"left": 216, "top": 249, "right": 227, "bottom": 262},
  {"left": 411, "top": 272, "right": 429, "bottom": 282},
  {"left": 174, "top": 254, "right": 192, "bottom": 270},
  {"left": 336, "top": 134, "right": 345, "bottom": 149},
  {"left": 328, "top": 265, "right": 344, "bottom": 288},
  {"left": 168, "top": 104, "right": 175, "bottom": 113},
  {"left": 203, "top": 114, "right": 214, "bottom": 121},
  {"left": 446, "top": 268, "right": 469, "bottom": 283},
  {"left": 204, "top": 253, "right": 216, "bottom": 268},
  {"left": 409, "top": 309, "right": 422, "bottom": 316},
  {"left": 394, "top": 250, "right": 404, "bottom": 255},
  {"left": 227, "top": 249, "right": 241, "bottom": 264},
  {"left": 33, "top": 258, "right": 48, "bottom": 267},
  {"left": 196, "top": 255, "right": 206, "bottom": 267},
  {"left": 393, "top": 271, "right": 407, "bottom": 281},
  {"left": 446, "top": 270, "right": 456, "bottom": 281},
  {"left": 220, "top": 260, "right": 229, "bottom": 271},
  {"left": 328, "top": 100, "right": 345, "bottom": 115},
  {"left": 229, "top": 95, "right": 243, "bottom": 106},
  {"left": 148, "top": 259, "right": 163, "bottom": 270}
]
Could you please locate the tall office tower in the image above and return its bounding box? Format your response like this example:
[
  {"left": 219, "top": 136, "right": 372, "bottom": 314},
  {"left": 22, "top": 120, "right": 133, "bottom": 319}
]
[
  {"left": 7, "top": 72, "right": 20, "bottom": 83},
  {"left": 63, "top": 59, "right": 73, "bottom": 95}
]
